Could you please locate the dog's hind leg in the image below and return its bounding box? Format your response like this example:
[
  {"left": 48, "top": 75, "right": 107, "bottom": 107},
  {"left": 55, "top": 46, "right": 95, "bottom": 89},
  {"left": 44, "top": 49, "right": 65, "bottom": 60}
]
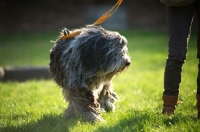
[
  {"left": 62, "top": 89, "right": 76, "bottom": 118},
  {"left": 64, "top": 101, "right": 76, "bottom": 118},
  {"left": 98, "top": 83, "right": 120, "bottom": 112}
]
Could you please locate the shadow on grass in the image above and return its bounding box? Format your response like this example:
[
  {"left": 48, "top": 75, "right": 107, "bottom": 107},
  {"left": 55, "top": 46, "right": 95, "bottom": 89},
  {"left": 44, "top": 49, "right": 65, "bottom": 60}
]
[
  {"left": 95, "top": 110, "right": 155, "bottom": 132},
  {"left": 94, "top": 110, "right": 198, "bottom": 132},
  {"left": 1, "top": 114, "right": 80, "bottom": 132},
  {"left": 1, "top": 110, "right": 198, "bottom": 132}
]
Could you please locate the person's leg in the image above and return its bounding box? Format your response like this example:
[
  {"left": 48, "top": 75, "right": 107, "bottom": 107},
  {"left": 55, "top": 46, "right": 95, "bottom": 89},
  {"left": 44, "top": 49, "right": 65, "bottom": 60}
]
[
  {"left": 195, "top": 0, "right": 200, "bottom": 119},
  {"left": 164, "top": 4, "right": 194, "bottom": 96},
  {"left": 163, "top": 3, "right": 195, "bottom": 116}
]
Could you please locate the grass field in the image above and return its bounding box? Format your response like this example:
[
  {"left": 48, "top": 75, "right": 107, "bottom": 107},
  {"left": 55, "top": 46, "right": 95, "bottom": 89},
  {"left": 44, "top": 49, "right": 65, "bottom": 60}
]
[{"left": 0, "top": 29, "right": 200, "bottom": 132}]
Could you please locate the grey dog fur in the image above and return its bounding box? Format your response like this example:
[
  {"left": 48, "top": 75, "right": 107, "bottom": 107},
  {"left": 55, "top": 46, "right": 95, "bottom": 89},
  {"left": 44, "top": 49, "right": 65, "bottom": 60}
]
[{"left": 49, "top": 25, "right": 130, "bottom": 122}]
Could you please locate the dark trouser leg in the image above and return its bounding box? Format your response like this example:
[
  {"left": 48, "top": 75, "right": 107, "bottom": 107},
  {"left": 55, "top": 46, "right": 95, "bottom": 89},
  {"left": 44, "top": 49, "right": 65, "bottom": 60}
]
[
  {"left": 196, "top": 0, "right": 200, "bottom": 95},
  {"left": 195, "top": 0, "right": 200, "bottom": 119},
  {"left": 164, "top": 4, "right": 194, "bottom": 96},
  {"left": 198, "top": 62, "right": 200, "bottom": 95},
  {"left": 164, "top": 60, "right": 184, "bottom": 96}
]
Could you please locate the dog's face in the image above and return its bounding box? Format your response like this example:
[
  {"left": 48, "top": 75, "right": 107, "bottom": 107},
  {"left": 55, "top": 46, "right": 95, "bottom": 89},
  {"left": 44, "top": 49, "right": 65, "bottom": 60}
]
[
  {"left": 77, "top": 26, "right": 130, "bottom": 77},
  {"left": 50, "top": 26, "right": 130, "bottom": 89}
]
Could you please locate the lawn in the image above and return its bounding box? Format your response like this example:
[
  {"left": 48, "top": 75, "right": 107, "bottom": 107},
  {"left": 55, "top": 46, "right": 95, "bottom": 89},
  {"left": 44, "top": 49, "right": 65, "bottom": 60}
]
[{"left": 0, "top": 29, "right": 199, "bottom": 132}]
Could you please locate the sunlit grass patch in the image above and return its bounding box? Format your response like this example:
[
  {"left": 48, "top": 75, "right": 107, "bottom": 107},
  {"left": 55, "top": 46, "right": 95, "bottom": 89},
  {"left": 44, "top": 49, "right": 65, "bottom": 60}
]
[{"left": 0, "top": 30, "right": 200, "bottom": 132}]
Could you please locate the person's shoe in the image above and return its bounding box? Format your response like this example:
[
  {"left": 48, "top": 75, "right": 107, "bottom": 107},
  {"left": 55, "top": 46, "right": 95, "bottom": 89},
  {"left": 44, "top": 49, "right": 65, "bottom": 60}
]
[{"left": 162, "top": 94, "right": 178, "bottom": 118}]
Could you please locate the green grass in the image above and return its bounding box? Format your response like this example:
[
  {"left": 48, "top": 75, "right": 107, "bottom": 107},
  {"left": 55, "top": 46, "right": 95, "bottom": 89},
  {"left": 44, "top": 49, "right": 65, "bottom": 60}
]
[{"left": 0, "top": 30, "right": 200, "bottom": 132}]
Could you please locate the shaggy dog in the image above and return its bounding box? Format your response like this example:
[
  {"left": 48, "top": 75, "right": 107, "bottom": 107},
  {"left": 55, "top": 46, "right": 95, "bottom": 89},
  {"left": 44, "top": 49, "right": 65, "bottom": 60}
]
[{"left": 49, "top": 25, "right": 130, "bottom": 122}]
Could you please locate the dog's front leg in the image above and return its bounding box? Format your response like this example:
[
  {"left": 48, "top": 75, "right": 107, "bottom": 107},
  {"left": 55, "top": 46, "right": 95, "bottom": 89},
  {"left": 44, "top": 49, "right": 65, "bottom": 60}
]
[
  {"left": 67, "top": 88, "right": 105, "bottom": 122},
  {"left": 98, "top": 83, "right": 119, "bottom": 112}
]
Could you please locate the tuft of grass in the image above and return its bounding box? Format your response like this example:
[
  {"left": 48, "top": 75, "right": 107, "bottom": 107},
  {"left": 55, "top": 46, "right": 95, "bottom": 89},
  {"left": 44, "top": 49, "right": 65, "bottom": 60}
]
[{"left": 0, "top": 30, "right": 200, "bottom": 132}]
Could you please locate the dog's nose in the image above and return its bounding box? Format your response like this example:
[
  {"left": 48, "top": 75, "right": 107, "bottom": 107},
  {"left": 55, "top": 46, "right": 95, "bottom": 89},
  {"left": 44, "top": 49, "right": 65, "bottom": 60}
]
[{"left": 125, "top": 61, "right": 131, "bottom": 66}]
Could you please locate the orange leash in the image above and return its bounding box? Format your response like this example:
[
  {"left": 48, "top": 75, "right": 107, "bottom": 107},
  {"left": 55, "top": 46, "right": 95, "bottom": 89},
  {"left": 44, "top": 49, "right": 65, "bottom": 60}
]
[
  {"left": 60, "top": 0, "right": 123, "bottom": 40},
  {"left": 60, "top": 31, "right": 81, "bottom": 40},
  {"left": 93, "top": 0, "right": 123, "bottom": 25}
]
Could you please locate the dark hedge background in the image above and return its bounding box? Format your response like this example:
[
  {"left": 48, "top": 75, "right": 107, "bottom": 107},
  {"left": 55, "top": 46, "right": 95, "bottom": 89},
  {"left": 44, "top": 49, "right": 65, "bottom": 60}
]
[{"left": 0, "top": 0, "right": 169, "bottom": 33}]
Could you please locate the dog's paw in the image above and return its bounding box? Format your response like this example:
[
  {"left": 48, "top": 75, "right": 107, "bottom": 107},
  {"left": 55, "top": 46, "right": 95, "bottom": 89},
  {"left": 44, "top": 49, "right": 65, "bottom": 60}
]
[
  {"left": 82, "top": 111, "right": 106, "bottom": 123},
  {"left": 64, "top": 103, "right": 76, "bottom": 118},
  {"left": 105, "top": 99, "right": 115, "bottom": 112},
  {"left": 102, "top": 90, "right": 120, "bottom": 112}
]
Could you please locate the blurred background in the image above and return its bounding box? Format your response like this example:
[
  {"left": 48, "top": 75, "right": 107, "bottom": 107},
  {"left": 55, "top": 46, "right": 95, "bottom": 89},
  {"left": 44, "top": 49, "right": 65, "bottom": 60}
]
[
  {"left": 0, "top": 0, "right": 197, "bottom": 74},
  {"left": 0, "top": 0, "right": 169, "bottom": 33}
]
